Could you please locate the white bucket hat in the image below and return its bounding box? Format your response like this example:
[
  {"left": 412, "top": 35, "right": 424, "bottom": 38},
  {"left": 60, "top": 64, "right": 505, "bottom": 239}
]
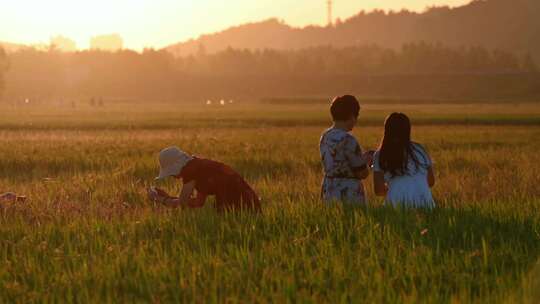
[{"left": 155, "top": 146, "right": 193, "bottom": 180}]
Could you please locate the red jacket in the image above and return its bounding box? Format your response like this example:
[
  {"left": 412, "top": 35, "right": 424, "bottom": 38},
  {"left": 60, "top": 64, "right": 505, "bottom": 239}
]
[{"left": 180, "top": 157, "right": 261, "bottom": 212}]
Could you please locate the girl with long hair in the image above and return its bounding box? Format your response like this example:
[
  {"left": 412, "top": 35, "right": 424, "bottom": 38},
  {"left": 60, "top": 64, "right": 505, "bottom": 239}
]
[{"left": 372, "top": 113, "right": 435, "bottom": 208}]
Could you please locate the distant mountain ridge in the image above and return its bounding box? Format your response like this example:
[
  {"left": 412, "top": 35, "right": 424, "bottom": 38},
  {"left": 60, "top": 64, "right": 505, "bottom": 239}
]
[{"left": 165, "top": 0, "right": 540, "bottom": 59}]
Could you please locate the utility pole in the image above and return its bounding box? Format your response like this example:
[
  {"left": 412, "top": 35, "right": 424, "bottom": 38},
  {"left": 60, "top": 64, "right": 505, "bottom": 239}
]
[{"left": 327, "top": 0, "right": 333, "bottom": 26}]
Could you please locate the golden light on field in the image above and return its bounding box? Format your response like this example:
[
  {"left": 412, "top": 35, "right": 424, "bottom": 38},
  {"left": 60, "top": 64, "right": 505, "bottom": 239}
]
[{"left": 0, "top": 0, "right": 470, "bottom": 50}]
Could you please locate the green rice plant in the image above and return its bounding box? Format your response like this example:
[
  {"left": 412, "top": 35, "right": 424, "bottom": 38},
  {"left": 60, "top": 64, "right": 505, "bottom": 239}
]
[{"left": 0, "top": 102, "right": 538, "bottom": 302}]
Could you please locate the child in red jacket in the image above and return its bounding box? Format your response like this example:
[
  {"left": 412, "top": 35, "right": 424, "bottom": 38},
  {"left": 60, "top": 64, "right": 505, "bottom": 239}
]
[{"left": 148, "top": 147, "right": 260, "bottom": 212}]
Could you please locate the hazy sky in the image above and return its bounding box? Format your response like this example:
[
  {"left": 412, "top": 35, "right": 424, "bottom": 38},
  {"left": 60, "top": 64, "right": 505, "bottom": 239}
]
[{"left": 0, "top": 0, "right": 471, "bottom": 50}]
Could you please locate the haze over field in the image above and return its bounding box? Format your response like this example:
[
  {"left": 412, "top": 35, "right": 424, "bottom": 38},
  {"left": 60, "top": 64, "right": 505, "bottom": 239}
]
[{"left": 1, "top": 0, "right": 539, "bottom": 102}]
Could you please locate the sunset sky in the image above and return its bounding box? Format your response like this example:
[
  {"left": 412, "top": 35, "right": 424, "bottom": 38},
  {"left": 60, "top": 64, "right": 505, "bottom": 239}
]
[{"left": 0, "top": 0, "right": 471, "bottom": 50}]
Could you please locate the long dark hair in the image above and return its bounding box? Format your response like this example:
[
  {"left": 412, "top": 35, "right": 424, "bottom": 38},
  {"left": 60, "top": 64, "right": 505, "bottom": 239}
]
[{"left": 378, "top": 113, "right": 423, "bottom": 176}]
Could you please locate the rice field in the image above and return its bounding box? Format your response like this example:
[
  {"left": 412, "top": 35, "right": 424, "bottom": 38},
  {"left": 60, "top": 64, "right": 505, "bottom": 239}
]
[{"left": 0, "top": 102, "right": 539, "bottom": 303}]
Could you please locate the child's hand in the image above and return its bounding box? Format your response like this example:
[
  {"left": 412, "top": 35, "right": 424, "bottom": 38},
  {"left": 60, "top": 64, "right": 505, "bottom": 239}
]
[
  {"left": 147, "top": 187, "right": 172, "bottom": 203},
  {"left": 147, "top": 188, "right": 161, "bottom": 202},
  {"left": 153, "top": 187, "right": 170, "bottom": 198},
  {"left": 363, "top": 151, "right": 375, "bottom": 167}
]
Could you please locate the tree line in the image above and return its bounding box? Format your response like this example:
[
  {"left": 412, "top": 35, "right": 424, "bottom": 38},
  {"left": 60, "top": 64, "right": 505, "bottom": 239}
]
[
  {"left": 167, "top": 0, "right": 540, "bottom": 64},
  {"left": 0, "top": 42, "right": 539, "bottom": 102}
]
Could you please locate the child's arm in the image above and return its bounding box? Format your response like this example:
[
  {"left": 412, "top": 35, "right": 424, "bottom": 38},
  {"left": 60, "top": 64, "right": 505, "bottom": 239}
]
[
  {"left": 417, "top": 143, "right": 435, "bottom": 188},
  {"left": 155, "top": 181, "right": 207, "bottom": 209},
  {"left": 371, "top": 151, "right": 387, "bottom": 196},
  {"left": 353, "top": 150, "right": 375, "bottom": 179},
  {"left": 427, "top": 167, "right": 435, "bottom": 188},
  {"left": 373, "top": 172, "right": 388, "bottom": 196},
  {"left": 186, "top": 192, "right": 207, "bottom": 208},
  {"left": 353, "top": 166, "right": 370, "bottom": 180},
  {"left": 346, "top": 137, "right": 372, "bottom": 180}
]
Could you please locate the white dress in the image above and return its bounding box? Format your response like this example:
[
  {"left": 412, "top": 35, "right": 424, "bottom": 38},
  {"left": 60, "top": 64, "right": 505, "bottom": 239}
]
[{"left": 372, "top": 143, "right": 435, "bottom": 208}]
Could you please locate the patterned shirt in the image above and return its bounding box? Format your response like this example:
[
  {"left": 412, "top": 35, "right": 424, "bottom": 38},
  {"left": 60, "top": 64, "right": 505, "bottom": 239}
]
[
  {"left": 319, "top": 128, "right": 367, "bottom": 204},
  {"left": 320, "top": 128, "right": 366, "bottom": 178}
]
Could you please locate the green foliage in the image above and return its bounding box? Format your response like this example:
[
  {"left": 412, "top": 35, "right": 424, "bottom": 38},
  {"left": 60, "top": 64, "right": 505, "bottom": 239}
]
[
  {"left": 0, "top": 103, "right": 539, "bottom": 302},
  {"left": 4, "top": 43, "right": 540, "bottom": 102}
]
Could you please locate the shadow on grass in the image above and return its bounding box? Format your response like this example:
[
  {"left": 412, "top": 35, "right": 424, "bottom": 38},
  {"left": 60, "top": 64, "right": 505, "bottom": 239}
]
[{"left": 345, "top": 205, "right": 540, "bottom": 300}]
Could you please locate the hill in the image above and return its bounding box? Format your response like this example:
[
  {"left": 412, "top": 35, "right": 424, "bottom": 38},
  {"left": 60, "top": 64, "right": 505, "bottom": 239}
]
[{"left": 165, "top": 0, "right": 540, "bottom": 60}]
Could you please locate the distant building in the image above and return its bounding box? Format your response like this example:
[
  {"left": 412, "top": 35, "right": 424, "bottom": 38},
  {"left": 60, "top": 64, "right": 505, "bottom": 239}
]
[
  {"left": 90, "top": 34, "right": 123, "bottom": 51},
  {"left": 50, "top": 35, "right": 77, "bottom": 52},
  {"left": 31, "top": 43, "right": 49, "bottom": 51}
]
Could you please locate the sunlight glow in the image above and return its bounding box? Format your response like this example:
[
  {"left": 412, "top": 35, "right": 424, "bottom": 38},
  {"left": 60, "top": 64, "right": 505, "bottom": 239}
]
[{"left": 0, "top": 0, "right": 471, "bottom": 50}]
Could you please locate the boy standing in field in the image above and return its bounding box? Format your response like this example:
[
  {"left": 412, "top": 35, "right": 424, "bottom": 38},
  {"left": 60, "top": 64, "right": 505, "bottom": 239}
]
[{"left": 320, "top": 95, "right": 373, "bottom": 204}]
